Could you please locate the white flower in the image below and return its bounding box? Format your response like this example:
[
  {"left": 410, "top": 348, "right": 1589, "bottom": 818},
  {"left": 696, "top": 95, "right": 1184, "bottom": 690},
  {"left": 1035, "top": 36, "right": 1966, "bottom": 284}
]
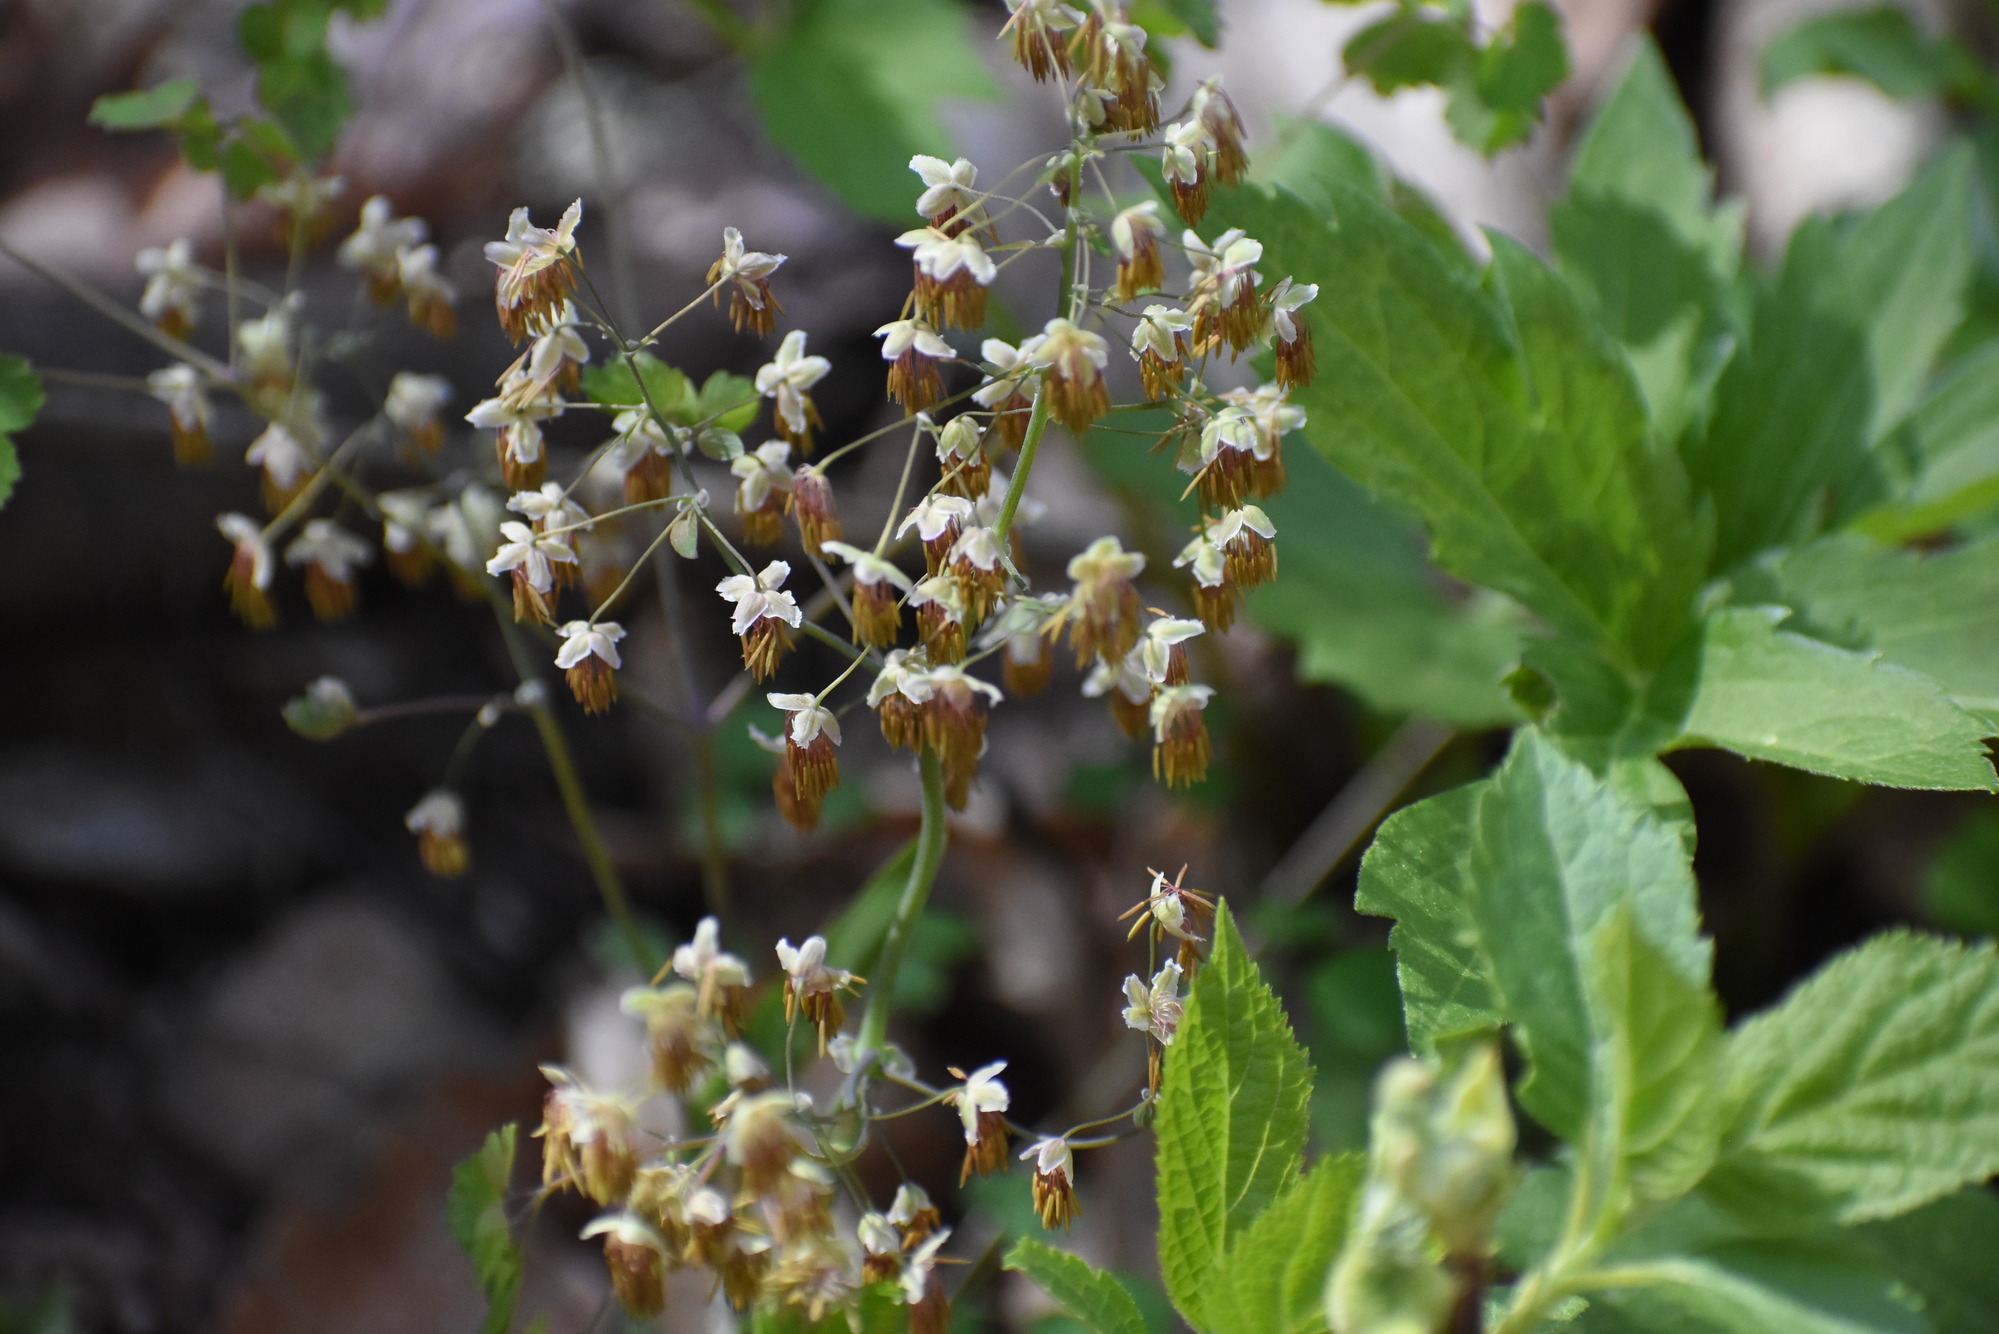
[
  {"left": 1224, "top": 383, "right": 1306, "bottom": 452},
  {"left": 338, "top": 195, "right": 426, "bottom": 275},
  {"left": 953, "top": 1061, "right": 1010, "bottom": 1143},
  {"left": 466, "top": 393, "right": 560, "bottom": 465},
  {"left": 672, "top": 916, "right": 750, "bottom": 989},
  {"left": 908, "top": 573, "right": 966, "bottom": 618},
  {"left": 972, "top": 338, "right": 1035, "bottom": 408},
  {"left": 1161, "top": 119, "right": 1213, "bottom": 187},
  {"left": 246, "top": 422, "right": 312, "bottom": 492},
  {"left": 774, "top": 934, "right": 854, "bottom": 994},
  {"left": 1174, "top": 531, "right": 1226, "bottom": 588},
  {"left": 896, "top": 226, "right": 997, "bottom": 286},
  {"left": 1150, "top": 683, "right": 1216, "bottom": 741},
  {"left": 1211, "top": 504, "right": 1276, "bottom": 548},
  {"left": 1122, "top": 959, "right": 1184, "bottom": 1043},
  {"left": 820, "top": 541, "right": 915, "bottom": 592},
  {"left": 556, "top": 620, "right": 624, "bottom": 669},
  {"left": 1199, "top": 406, "right": 1261, "bottom": 464},
  {"left": 716, "top": 560, "right": 803, "bottom": 635},
  {"left": 384, "top": 372, "right": 451, "bottom": 432},
  {"left": 897, "top": 493, "right": 974, "bottom": 543},
  {"left": 712, "top": 225, "right": 785, "bottom": 285},
  {"left": 1025, "top": 317, "right": 1108, "bottom": 379},
  {"left": 527, "top": 302, "right": 590, "bottom": 380},
  {"left": 876, "top": 318, "right": 955, "bottom": 362},
  {"left": 947, "top": 526, "right": 1005, "bottom": 572},
  {"left": 867, "top": 649, "right": 937, "bottom": 708},
  {"left": 483, "top": 200, "right": 581, "bottom": 277},
  {"left": 1131, "top": 305, "right": 1191, "bottom": 361},
  {"left": 285, "top": 519, "right": 372, "bottom": 580},
  {"left": 910, "top": 154, "right": 979, "bottom": 218},
  {"left": 506, "top": 482, "right": 586, "bottom": 530},
  {"left": 236, "top": 310, "right": 292, "bottom": 378},
  {"left": 1186, "top": 228, "right": 1263, "bottom": 304},
  {"left": 147, "top": 363, "right": 207, "bottom": 427},
  {"left": 900, "top": 1226, "right": 952, "bottom": 1306},
  {"left": 1137, "top": 616, "right": 1204, "bottom": 684},
  {"left": 731, "top": 441, "right": 795, "bottom": 513},
  {"left": 754, "top": 331, "right": 831, "bottom": 437},
  {"left": 215, "top": 513, "right": 272, "bottom": 588},
  {"left": 486, "top": 520, "right": 577, "bottom": 592},
  {"left": 1268, "top": 277, "right": 1318, "bottom": 344},
  {"left": 405, "top": 789, "right": 465, "bottom": 837},
  {"left": 1019, "top": 1134, "right": 1073, "bottom": 1178},
  {"left": 397, "top": 243, "right": 456, "bottom": 305},
  {"left": 858, "top": 1213, "right": 901, "bottom": 1258},
  {"left": 1082, "top": 653, "right": 1151, "bottom": 705},
  {"left": 1110, "top": 201, "right": 1166, "bottom": 261},
  {"left": 768, "top": 693, "right": 841, "bottom": 747},
  {"left": 136, "top": 238, "right": 200, "bottom": 325},
  {"left": 1067, "top": 534, "right": 1145, "bottom": 585},
  {"left": 379, "top": 490, "right": 428, "bottom": 553}
]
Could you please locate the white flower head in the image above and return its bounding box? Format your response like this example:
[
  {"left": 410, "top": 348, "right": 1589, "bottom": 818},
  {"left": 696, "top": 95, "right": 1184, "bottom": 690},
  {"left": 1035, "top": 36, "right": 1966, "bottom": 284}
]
[
  {"left": 1268, "top": 277, "right": 1319, "bottom": 344},
  {"left": 485, "top": 520, "right": 577, "bottom": 592},
  {"left": 910, "top": 154, "right": 980, "bottom": 219},
  {"left": 147, "top": 363, "right": 207, "bottom": 427},
  {"left": 819, "top": 541, "right": 914, "bottom": 592},
  {"left": 1122, "top": 959, "right": 1184, "bottom": 1043},
  {"left": 876, "top": 318, "right": 955, "bottom": 362},
  {"left": 338, "top": 195, "right": 426, "bottom": 275},
  {"left": 672, "top": 916, "right": 751, "bottom": 989},
  {"left": 405, "top": 789, "right": 465, "bottom": 837},
  {"left": 555, "top": 619, "right": 625, "bottom": 669},
  {"left": 768, "top": 692, "right": 841, "bottom": 747},
  {"left": 483, "top": 199, "right": 581, "bottom": 276},
  {"left": 1132, "top": 305, "right": 1191, "bottom": 361},
  {"left": 136, "top": 237, "right": 200, "bottom": 325},
  {"left": 896, "top": 226, "right": 997, "bottom": 286},
  {"left": 1020, "top": 1134, "right": 1073, "bottom": 1178},
  {"left": 216, "top": 513, "right": 273, "bottom": 588},
  {"left": 713, "top": 226, "right": 786, "bottom": 284},
  {"left": 1111, "top": 201, "right": 1166, "bottom": 261},
  {"left": 285, "top": 519, "right": 373, "bottom": 580},
  {"left": 716, "top": 560, "right": 803, "bottom": 635},
  {"left": 1137, "top": 616, "right": 1204, "bottom": 683},
  {"left": 246, "top": 422, "right": 312, "bottom": 492},
  {"left": 731, "top": 440, "right": 795, "bottom": 512},
  {"left": 952, "top": 1061, "right": 1010, "bottom": 1143},
  {"left": 754, "top": 331, "right": 831, "bottom": 437},
  {"left": 384, "top": 372, "right": 451, "bottom": 432},
  {"left": 897, "top": 492, "right": 974, "bottom": 543}
]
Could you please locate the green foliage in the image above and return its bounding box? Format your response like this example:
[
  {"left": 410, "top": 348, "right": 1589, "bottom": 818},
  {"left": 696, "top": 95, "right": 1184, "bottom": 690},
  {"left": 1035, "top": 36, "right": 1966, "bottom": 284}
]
[
  {"left": 1131, "top": 0, "right": 1222, "bottom": 47},
  {"left": 87, "top": 78, "right": 203, "bottom": 129},
  {"left": 1924, "top": 810, "right": 1999, "bottom": 935},
  {"left": 747, "top": 0, "right": 1001, "bottom": 223},
  {"left": 445, "top": 1125, "right": 523, "bottom": 1334},
  {"left": 1854, "top": 1187, "right": 1999, "bottom": 1334},
  {"left": 1339, "top": 2, "right": 1567, "bottom": 154},
  {"left": 1005, "top": 1240, "right": 1150, "bottom": 1334},
  {"left": 1849, "top": 344, "right": 1999, "bottom": 539},
  {"left": 1154, "top": 902, "right": 1314, "bottom": 1332},
  {"left": 1580, "top": 1243, "right": 1928, "bottom": 1334},
  {"left": 0, "top": 355, "right": 43, "bottom": 511},
  {"left": 1710, "top": 931, "right": 1999, "bottom": 1224},
  {"left": 1214, "top": 1155, "right": 1363, "bottom": 1334},
  {"left": 1761, "top": 6, "right": 1989, "bottom": 104}
]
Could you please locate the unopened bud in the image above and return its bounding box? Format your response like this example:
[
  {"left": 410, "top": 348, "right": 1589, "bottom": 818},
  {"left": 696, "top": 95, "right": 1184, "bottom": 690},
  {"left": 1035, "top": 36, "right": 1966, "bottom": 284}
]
[{"left": 284, "top": 676, "right": 359, "bottom": 740}]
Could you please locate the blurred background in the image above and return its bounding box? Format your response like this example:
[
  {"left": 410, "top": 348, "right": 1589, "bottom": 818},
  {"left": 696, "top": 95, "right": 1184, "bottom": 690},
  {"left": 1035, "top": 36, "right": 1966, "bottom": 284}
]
[{"left": 0, "top": 0, "right": 1987, "bottom": 1330}]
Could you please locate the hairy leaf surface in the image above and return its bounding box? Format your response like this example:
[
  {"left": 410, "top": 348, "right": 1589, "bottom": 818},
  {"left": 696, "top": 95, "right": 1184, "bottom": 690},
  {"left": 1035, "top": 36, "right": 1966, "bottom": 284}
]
[{"left": 1005, "top": 1240, "right": 1149, "bottom": 1334}]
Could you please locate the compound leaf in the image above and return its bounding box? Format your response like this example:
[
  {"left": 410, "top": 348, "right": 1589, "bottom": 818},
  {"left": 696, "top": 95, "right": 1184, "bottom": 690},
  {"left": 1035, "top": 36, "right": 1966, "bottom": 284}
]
[{"left": 446, "top": 1124, "right": 522, "bottom": 1334}]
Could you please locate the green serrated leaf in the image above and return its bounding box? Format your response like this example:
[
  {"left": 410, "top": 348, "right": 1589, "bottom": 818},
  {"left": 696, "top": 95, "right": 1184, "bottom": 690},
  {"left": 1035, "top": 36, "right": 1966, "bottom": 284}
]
[
  {"left": 1005, "top": 1239, "right": 1149, "bottom": 1334},
  {"left": 583, "top": 352, "right": 693, "bottom": 421},
  {"left": 1342, "top": 14, "right": 1473, "bottom": 95},
  {"left": 88, "top": 78, "right": 203, "bottom": 130},
  {"left": 1354, "top": 785, "right": 1503, "bottom": 1051},
  {"left": 1202, "top": 182, "right": 1706, "bottom": 672},
  {"left": 1477, "top": 2, "right": 1569, "bottom": 113},
  {"left": 1854, "top": 1186, "right": 1999, "bottom": 1334},
  {"left": 1216, "top": 1154, "right": 1363, "bottom": 1334},
  {"left": 1710, "top": 930, "right": 1999, "bottom": 1225},
  {"left": 1155, "top": 901, "right": 1314, "bottom": 1333},
  {"left": 1761, "top": 5, "right": 1985, "bottom": 102},
  {"left": 446, "top": 1124, "right": 522, "bottom": 1334},
  {"left": 1466, "top": 731, "right": 1712, "bottom": 1150},
  {"left": 1677, "top": 605, "right": 1999, "bottom": 791},
  {"left": 1848, "top": 342, "right": 1999, "bottom": 540},
  {"left": 696, "top": 369, "right": 760, "bottom": 433},
  {"left": 747, "top": 0, "right": 1001, "bottom": 223},
  {"left": 1581, "top": 1241, "right": 1929, "bottom": 1334},
  {"left": 1743, "top": 533, "right": 1999, "bottom": 725}
]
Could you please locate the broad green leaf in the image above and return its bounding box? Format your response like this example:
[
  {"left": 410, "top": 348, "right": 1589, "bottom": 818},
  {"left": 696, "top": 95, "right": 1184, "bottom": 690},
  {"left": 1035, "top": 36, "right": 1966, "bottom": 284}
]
[
  {"left": 1342, "top": 14, "right": 1471, "bottom": 94},
  {"left": 445, "top": 1124, "right": 522, "bottom": 1334},
  {"left": 1854, "top": 1187, "right": 1999, "bottom": 1334},
  {"left": 1466, "top": 731, "right": 1713, "bottom": 1153},
  {"left": 695, "top": 369, "right": 760, "bottom": 433},
  {"left": 746, "top": 0, "right": 1000, "bottom": 224},
  {"left": 1553, "top": 40, "right": 1739, "bottom": 438},
  {"left": 1578, "top": 1242, "right": 1927, "bottom": 1334},
  {"left": 1205, "top": 182, "right": 1706, "bottom": 671},
  {"left": 1711, "top": 930, "right": 1999, "bottom": 1224},
  {"left": 1677, "top": 605, "right": 1999, "bottom": 791},
  {"left": 1743, "top": 533, "right": 1999, "bottom": 725},
  {"left": 1684, "top": 220, "right": 1873, "bottom": 571},
  {"left": 1849, "top": 343, "right": 1999, "bottom": 539},
  {"left": 583, "top": 352, "right": 693, "bottom": 420},
  {"left": 1447, "top": 1, "right": 1568, "bottom": 153},
  {"left": 0, "top": 355, "right": 43, "bottom": 511},
  {"left": 1216, "top": 1154, "right": 1363, "bottom": 1334},
  {"left": 87, "top": 79, "right": 202, "bottom": 129},
  {"left": 1762, "top": 6, "right": 1984, "bottom": 101},
  {"left": 1005, "top": 1239, "right": 1149, "bottom": 1334},
  {"left": 1354, "top": 785, "right": 1503, "bottom": 1050},
  {"left": 1138, "top": 0, "right": 1220, "bottom": 46},
  {"left": 1155, "top": 901, "right": 1314, "bottom": 1333}
]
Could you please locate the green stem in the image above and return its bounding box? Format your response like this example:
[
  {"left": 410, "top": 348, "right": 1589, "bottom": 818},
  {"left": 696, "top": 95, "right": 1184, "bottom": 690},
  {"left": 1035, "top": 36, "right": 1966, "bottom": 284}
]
[
  {"left": 991, "top": 388, "right": 1050, "bottom": 541},
  {"left": 854, "top": 747, "right": 949, "bottom": 1058}
]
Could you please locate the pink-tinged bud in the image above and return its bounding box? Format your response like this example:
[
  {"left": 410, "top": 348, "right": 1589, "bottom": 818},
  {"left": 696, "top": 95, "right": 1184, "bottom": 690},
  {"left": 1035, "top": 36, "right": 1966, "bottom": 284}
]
[{"left": 792, "top": 468, "right": 841, "bottom": 557}]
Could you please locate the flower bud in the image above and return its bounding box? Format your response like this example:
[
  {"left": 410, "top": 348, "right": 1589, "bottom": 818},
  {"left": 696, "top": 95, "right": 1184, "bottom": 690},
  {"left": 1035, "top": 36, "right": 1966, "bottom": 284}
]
[
  {"left": 404, "top": 789, "right": 470, "bottom": 877},
  {"left": 792, "top": 468, "right": 842, "bottom": 557},
  {"left": 284, "top": 676, "right": 360, "bottom": 741},
  {"left": 580, "top": 1214, "right": 671, "bottom": 1319},
  {"left": 1375, "top": 1044, "right": 1516, "bottom": 1258},
  {"left": 217, "top": 513, "right": 278, "bottom": 629}
]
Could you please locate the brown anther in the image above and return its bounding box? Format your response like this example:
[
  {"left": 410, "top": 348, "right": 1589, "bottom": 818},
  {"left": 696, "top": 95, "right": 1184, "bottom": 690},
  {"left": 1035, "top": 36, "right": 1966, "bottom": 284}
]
[
  {"left": 565, "top": 655, "right": 618, "bottom": 715},
  {"left": 792, "top": 469, "right": 842, "bottom": 558},
  {"left": 852, "top": 580, "right": 903, "bottom": 649},
  {"left": 301, "top": 566, "right": 359, "bottom": 622},
  {"left": 739, "top": 618, "right": 791, "bottom": 681},
  {"left": 624, "top": 448, "right": 674, "bottom": 504}
]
